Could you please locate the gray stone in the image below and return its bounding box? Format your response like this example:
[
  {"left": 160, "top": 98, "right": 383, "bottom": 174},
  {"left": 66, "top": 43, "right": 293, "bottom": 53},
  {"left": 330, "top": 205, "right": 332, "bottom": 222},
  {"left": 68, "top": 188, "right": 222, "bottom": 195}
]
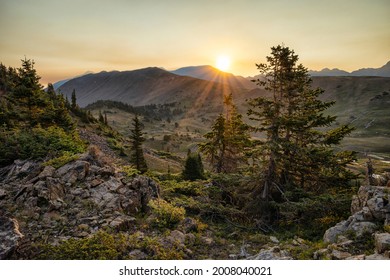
[
  {"left": 249, "top": 246, "right": 293, "bottom": 260},
  {"left": 365, "top": 253, "right": 390, "bottom": 260},
  {"left": 374, "top": 233, "right": 390, "bottom": 254},
  {"left": 331, "top": 249, "right": 352, "bottom": 260},
  {"left": 168, "top": 230, "right": 186, "bottom": 245},
  {"left": 270, "top": 236, "right": 279, "bottom": 243},
  {"left": 0, "top": 188, "right": 7, "bottom": 200},
  {"left": 128, "top": 249, "right": 147, "bottom": 260},
  {"left": 200, "top": 236, "right": 214, "bottom": 245},
  {"left": 55, "top": 160, "right": 90, "bottom": 184},
  {"left": 38, "top": 166, "right": 55, "bottom": 179},
  {"left": 0, "top": 217, "right": 24, "bottom": 259},
  {"left": 324, "top": 220, "right": 348, "bottom": 243},
  {"left": 349, "top": 221, "right": 377, "bottom": 237}
]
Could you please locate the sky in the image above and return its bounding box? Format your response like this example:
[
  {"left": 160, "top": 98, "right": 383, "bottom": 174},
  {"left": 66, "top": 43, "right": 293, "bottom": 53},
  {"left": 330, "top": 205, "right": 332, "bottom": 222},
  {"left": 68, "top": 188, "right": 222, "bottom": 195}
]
[{"left": 1, "top": 0, "right": 389, "bottom": 85}]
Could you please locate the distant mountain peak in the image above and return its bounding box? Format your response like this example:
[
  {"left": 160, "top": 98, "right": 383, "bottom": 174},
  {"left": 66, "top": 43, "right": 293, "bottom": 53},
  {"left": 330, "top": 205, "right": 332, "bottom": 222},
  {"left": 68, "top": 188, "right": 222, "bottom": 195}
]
[{"left": 309, "top": 61, "right": 390, "bottom": 77}]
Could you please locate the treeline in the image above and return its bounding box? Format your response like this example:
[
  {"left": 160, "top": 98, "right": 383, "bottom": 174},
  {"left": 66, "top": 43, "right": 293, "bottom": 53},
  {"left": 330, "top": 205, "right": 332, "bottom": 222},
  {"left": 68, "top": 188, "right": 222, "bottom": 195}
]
[
  {"left": 85, "top": 100, "right": 184, "bottom": 121},
  {"left": 0, "top": 59, "right": 85, "bottom": 166}
]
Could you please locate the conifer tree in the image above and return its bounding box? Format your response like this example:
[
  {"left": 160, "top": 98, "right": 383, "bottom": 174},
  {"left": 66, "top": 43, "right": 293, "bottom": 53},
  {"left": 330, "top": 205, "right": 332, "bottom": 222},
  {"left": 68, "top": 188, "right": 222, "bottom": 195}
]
[
  {"left": 248, "top": 45, "right": 355, "bottom": 199},
  {"left": 182, "top": 152, "right": 205, "bottom": 180},
  {"left": 71, "top": 89, "right": 77, "bottom": 111},
  {"left": 129, "top": 115, "right": 148, "bottom": 173},
  {"left": 199, "top": 93, "right": 250, "bottom": 173}
]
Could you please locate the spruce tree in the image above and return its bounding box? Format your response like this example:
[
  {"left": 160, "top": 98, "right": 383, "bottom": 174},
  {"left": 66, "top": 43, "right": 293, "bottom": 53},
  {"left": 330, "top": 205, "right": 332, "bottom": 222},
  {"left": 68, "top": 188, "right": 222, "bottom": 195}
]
[
  {"left": 182, "top": 152, "right": 205, "bottom": 180},
  {"left": 248, "top": 45, "right": 355, "bottom": 199},
  {"left": 129, "top": 115, "right": 148, "bottom": 173},
  {"left": 199, "top": 93, "right": 250, "bottom": 173},
  {"left": 71, "top": 89, "right": 77, "bottom": 111}
]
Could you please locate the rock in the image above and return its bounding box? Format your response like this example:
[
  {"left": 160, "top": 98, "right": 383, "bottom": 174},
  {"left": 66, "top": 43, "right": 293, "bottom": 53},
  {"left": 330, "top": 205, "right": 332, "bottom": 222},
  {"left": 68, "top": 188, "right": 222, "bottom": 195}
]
[
  {"left": 128, "top": 249, "right": 147, "bottom": 260},
  {"left": 200, "top": 236, "right": 214, "bottom": 245},
  {"left": 90, "top": 178, "right": 103, "bottom": 187},
  {"left": 185, "top": 233, "right": 196, "bottom": 244},
  {"left": 331, "top": 249, "right": 352, "bottom": 260},
  {"left": 324, "top": 220, "right": 348, "bottom": 243},
  {"left": 0, "top": 217, "right": 24, "bottom": 259},
  {"left": 46, "top": 177, "right": 65, "bottom": 201},
  {"left": 55, "top": 160, "right": 90, "bottom": 184},
  {"left": 374, "top": 233, "right": 390, "bottom": 254},
  {"left": 97, "top": 166, "right": 115, "bottom": 177},
  {"left": 365, "top": 253, "right": 390, "bottom": 260},
  {"left": 168, "top": 230, "right": 186, "bottom": 245},
  {"left": 351, "top": 185, "right": 388, "bottom": 220},
  {"left": 38, "top": 166, "right": 55, "bottom": 179},
  {"left": 349, "top": 221, "right": 377, "bottom": 237},
  {"left": 249, "top": 246, "right": 292, "bottom": 260},
  {"left": 313, "top": 248, "right": 329, "bottom": 260},
  {"left": 270, "top": 236, "right": 279, "bottom": 244},
  {"left": 109, "top": 216, "right": 135, "bottom": 231},
  {"left": 0, "top": 189, "right": 7, "bottom": 200},
  {"left": 346, "top": 254, "right": 365, "bottom": 260}
]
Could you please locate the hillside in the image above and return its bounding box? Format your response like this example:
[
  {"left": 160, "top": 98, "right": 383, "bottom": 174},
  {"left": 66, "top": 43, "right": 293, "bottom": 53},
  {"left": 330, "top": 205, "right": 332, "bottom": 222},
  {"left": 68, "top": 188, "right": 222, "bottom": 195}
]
[
  {"left": 59, "top": 68, "right": 390, "bottom": 154},
  {"left": 58, "top": 67, "right": 255, "bottom": 108},
  {"left": 311, "top": 76, "right": 390, "bottom": 153}
]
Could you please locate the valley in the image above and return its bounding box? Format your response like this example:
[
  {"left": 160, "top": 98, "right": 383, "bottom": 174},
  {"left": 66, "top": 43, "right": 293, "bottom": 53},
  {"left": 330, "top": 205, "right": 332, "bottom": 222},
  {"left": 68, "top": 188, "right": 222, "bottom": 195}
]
[{"left": 58, "top": 67, "right": 390, "bottom": 156}]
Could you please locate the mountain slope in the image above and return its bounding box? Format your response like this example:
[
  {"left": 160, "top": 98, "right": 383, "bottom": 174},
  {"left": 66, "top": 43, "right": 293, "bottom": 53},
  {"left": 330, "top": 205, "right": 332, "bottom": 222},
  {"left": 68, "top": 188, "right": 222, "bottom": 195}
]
[
  {"left": 58, "top": 67, "right": 259, "bottom": 111},
  {"left": 171, "top": 65, "right": 257, "bottom": 89}
]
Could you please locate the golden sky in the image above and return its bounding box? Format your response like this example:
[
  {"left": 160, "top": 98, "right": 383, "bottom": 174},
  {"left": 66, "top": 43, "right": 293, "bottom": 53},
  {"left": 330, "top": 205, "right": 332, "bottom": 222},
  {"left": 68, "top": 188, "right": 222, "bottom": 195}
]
[{"left": 1, "top": 0, "right": 389, "bottom": 85}]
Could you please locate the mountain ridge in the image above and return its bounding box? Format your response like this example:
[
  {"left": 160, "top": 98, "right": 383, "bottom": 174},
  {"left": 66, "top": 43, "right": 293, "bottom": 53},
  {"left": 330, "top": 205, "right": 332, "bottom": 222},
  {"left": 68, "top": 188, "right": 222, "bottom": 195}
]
[{"left": 309, "top": 61, "right": 390, "bottom": 77}]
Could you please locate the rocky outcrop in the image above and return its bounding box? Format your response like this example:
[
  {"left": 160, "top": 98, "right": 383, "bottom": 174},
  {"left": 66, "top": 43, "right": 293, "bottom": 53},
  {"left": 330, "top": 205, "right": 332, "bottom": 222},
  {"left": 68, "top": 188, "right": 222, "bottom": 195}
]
[
  {"left": 321, "top": 184, "right": 390, "bottom": 260},
  {"left": 0, "top": 217, "right": 24, "bottom": 259},
  {"left": 324, "top": 185, "right": 390, "bottom": 244},
  {"left": 0, "top": 149, "right": 160, "bottom": 258}
]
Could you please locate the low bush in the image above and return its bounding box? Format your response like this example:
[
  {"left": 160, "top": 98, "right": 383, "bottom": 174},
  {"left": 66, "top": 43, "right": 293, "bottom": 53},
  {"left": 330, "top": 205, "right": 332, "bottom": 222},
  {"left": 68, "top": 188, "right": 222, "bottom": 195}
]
[{"left": 148, "top": 198, "right": 185, "bottom": 229}]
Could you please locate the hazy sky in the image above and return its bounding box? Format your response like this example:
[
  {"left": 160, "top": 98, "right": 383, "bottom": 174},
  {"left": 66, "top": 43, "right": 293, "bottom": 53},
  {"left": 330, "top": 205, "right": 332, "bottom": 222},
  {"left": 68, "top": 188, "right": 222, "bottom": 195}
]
[{"left": 1, "top": 0, "right": 389, "bottom": 85}]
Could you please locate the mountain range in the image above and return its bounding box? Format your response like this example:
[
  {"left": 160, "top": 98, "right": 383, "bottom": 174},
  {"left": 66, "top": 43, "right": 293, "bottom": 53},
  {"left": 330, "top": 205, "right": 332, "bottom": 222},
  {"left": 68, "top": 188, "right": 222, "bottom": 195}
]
[{"left": 308, "top": 61, "right": 390, "bottom": 77}]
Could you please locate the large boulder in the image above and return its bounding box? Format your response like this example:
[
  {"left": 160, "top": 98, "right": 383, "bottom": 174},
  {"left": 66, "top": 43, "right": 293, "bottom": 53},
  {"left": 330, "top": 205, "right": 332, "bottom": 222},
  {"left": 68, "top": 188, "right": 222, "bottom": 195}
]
[{"left": 0, "top": 217, "right": 24, "bottom": 259}]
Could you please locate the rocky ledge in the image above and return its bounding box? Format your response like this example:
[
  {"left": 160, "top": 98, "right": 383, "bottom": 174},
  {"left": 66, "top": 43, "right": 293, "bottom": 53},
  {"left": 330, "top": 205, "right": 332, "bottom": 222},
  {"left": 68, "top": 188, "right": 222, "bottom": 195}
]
[
  {"left": 0, "top": 147, "right": 159, "bottom": 259},
  {"left": 320, "top": 184, "right": 390, "bottom": 260}
]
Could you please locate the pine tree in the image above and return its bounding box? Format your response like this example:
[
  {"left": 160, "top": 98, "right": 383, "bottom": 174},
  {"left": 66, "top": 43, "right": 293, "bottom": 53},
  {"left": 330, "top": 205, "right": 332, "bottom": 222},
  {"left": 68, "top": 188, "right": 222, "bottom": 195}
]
[
  {"left": 199, "top": 93, "right": 250, "bottom": 173},
  {"left": 248, "top": 45, "right": 355, "bottom": 199},
  {"left": 182, "top": 152, "right": 205, "bottom": 180},
  {"left": 71, "top": 89, "right": 77, "bottom": 111},
  {"left": 129, "top": 115, "right": 148, "bottom": 173}
]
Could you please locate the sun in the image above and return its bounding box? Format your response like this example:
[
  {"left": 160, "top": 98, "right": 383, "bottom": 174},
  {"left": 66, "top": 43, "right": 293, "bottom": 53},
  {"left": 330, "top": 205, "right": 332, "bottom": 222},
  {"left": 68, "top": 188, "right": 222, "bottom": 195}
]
[{"left": 215, "top": 55, "right": 231, "bottom": 72}]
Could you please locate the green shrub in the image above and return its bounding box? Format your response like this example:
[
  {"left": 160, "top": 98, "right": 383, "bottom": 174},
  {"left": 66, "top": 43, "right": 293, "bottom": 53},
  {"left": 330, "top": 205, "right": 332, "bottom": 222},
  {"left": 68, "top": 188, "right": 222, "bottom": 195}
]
[
  {"left": 37, "top": 231, "right": 129, "bottom": 260},
  {"left": 148, "top": 199, "right": 185, "bottom": 229},
  {"left": 0, "top": 125, "right": 85, "bottom": 166},
  {"left": 121, "top": 165, "right": 141, "bottom": 177},
  {"left": 43, "top": 151, "right": 80, "bottom": 168}
]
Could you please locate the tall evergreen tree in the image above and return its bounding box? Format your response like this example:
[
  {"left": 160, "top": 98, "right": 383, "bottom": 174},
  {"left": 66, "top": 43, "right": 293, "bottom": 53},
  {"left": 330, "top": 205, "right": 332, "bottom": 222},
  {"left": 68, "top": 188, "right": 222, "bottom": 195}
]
[
  {"left": 248, "top": 45, "right": 355, "bottom": 200},
  {"left": 71, "top": 89, "right": 77, "bottom": 111},
  {"left": 199, "top": 93, "right": 250, "bottom": 173},
  {"left": 129, "top": 115, "right": 148, "bottom": 173}
]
